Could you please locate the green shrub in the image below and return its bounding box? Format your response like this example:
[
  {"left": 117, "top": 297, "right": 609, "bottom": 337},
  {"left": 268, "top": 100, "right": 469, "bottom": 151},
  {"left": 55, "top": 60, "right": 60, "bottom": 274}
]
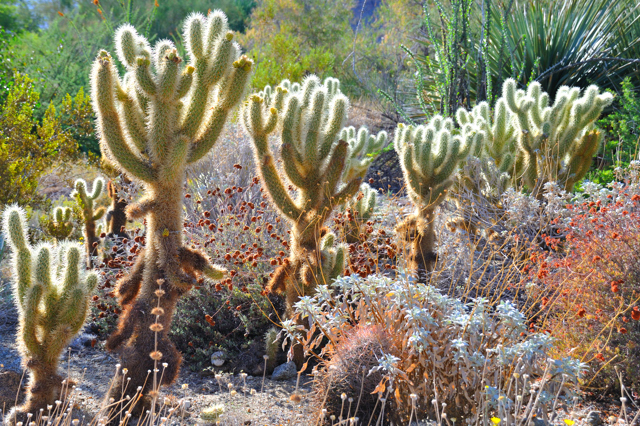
[
  {"left": 591, "top": 78, "right": 640, "bottom": 184},
  {"left": 240, "top": 0, "right": 352, "bottom": 89},
  {"left": 0, "top": 72, "right": 78, "bottom": 207}
]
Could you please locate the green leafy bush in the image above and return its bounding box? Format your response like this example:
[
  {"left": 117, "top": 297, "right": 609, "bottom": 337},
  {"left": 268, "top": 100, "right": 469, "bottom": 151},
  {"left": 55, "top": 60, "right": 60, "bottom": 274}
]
[
  {"left": 0, "top": 73, "right": 78, "bottom": 207},
  {"left": 591, "top": 78, "right": 640, "bottom": 184},
  {"left": 240, "top": 0, "right": 352, "bottom": 89}
]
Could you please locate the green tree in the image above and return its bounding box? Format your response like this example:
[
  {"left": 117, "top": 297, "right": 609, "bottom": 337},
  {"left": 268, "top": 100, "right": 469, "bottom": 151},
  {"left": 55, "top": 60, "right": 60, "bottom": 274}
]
[
  {"left": 0, "top": 73, "right": 79, "bottom": 207},
  {"left": 151, "top": 0, "right": 255, "bottom": 39},
  {"left": 240, "top": 0, "right": 353, "bottom": 88}
]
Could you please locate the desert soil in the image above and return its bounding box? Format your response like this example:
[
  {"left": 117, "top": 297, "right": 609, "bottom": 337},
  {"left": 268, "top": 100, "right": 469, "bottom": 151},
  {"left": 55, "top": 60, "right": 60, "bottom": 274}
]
[{"left": 0, "top": 310, "right": 316, "bottom": 426}]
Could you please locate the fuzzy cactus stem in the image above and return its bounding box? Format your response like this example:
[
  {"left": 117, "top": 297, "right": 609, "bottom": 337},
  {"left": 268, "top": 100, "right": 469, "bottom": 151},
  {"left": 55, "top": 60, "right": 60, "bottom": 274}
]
[
  {"left": 2, "top": 206, "right": 97, "bottom": 422},
  {"left": 91, "top": 11, "right": 248, "bottom": 405},
  {"left": 242, "top": 76, "right": 384, "bottom": 366},
  {"left": 73, "top": 177, "right": 105, "bottom": 266}
]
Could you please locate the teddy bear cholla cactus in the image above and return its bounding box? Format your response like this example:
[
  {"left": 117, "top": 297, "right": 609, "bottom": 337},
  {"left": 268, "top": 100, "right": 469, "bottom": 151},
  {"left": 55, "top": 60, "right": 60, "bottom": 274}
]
[
  {"left": 242, "top": 76, "right": 387, "bottom": 314},
  {"left": 343, "top": 183, "right": 377, "bottom": 244},
  {"left": 394, "top": 115, "right": 479, "bottom": 277},
  {"left": 503, "top": 79, "right": 613, "bottom": 197},
  {"left": 91, "top": 11, "right": 251, "bottom": 402},
  {"left": 73, "top": 177, "right": 105, "bottom": 265},
  {"left": 44, "top": 206, "right": 74, "bottom": 242},
  {"left": 455, "top": 97, "right": 516, "bottom": 174},
  {"left": 449, "top": 80, "right": 613, "bottom": 239},
  {"left": 2, "top": 206, "right": 97, "bottom": 421}
]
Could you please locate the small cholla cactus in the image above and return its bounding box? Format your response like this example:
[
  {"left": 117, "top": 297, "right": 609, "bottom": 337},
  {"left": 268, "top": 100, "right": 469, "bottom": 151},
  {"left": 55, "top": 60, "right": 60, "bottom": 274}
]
[
  {"left": 91, "top": 11, "right": 251, "bottom": 405},
  {"left": 242, "top": 76, "right": 384, "bottom": 365},
  {"left": 200, "top": 404, "right": 225, "bottom": 423},
  {"left": 241, "top": 76, "right": 385, "bottom": 315},
  {"left": 2, "top": 206, "right": 98, "bottom": 422},
  {"left": 264, "top": 327, "right": 279, "bottom": 373},
  {"left": 343, "top": 183, "right": 377, "bottom": 244},
  {"left": 503, "top": 79, "right": 613, "bottom": 197},
  {"left": 394, "top": 116, "right": 478, "bottom": 278},
  {"left": 72, "top": 177, "right": 106, "bottom": 265},
  {"left": 43, "top": 206, "right": 74, "bottom": 242}
]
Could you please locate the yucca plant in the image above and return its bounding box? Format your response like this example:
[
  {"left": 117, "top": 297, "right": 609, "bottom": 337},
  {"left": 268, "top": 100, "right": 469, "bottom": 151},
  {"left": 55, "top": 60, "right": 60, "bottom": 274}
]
[
  {"left": 489, "top": 0, "right": 640, "bottom": 98},
  {"left": 389, "top": 0, "right": 639, "bottom": 122}
]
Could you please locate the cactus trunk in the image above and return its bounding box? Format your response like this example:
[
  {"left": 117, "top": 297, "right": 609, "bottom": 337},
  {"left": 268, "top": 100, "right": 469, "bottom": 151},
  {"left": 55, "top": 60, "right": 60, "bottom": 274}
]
[
  {"left": 21, "top": 363, "right": 66, "bottom": 415},
  {"left": 106, "top": 179, "right": 129, "bottom": 238},
  {"left": 84, "top": 219, "right": 98, "bottom": 261},
  {"left": 105, "top": 178, "right": 193, "bottom": 400}
]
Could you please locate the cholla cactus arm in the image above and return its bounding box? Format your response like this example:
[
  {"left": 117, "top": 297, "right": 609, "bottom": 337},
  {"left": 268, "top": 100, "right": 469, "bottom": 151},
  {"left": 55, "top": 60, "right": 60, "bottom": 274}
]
[
  {"left": 92, "top": 52, "right": 156, "bottom": 183},
  {"left": 73, "top": 177, "right": 105, "bottom": 265},
  {"left": 394, "top": 115, "right": 472, "bottom": 277},
  {"left": 501, "top": 78, "right": 613, "bottom": 195},
  {"left": 2, "top": 207, "right": 97, "bottom": 420},
  {"left": 91, "top": 11, "right": 247, "bottom": 404},
  {"left": 341, "top": 126, "right": 389, "bottom": 182}
]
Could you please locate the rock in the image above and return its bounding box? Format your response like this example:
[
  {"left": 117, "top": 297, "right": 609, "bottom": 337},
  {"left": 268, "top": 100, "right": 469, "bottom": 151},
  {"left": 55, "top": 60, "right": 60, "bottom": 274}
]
[
  {"left": 211, "top": 351, "right": 225, "bottom": 367},
  {"left": 69, "top": 333, "right": 97, "bottom": 350},
  {"left": 586, "top": 411, "right": 603, "bottom": 426},
  {"left": 271, "top": 361, "right": 297, "bottom": 381}
]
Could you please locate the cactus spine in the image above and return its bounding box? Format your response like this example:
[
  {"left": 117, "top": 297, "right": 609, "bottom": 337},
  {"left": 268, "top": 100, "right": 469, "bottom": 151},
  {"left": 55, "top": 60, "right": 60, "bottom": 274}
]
[
  {"left": 502, "top": 79, "right": 613, "bottom": 197},
  {"left": 242, "top": 76, "right": 385, "bottom": 315},
  {"left": 2, "top": 206, "right": 97, "bottom": 421},
  {"left": 343, "top": 183, "right": 377, "bottom": 244},
  {"left": 394, "top": 116, "right": 477, "bottom": 278},
  {"left": 91, "top": 12, "right": 250, "bottom": 403},
  {"left": 73, "top": 177, "right": 105, "bottom": 265}
]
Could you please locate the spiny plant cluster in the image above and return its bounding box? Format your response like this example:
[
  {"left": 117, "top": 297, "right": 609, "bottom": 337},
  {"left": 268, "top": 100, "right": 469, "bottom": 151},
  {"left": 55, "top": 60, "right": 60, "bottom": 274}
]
[
  {"left": 2, "top": 206, "right": 98, "bottom": 423},
  {"left": 91, "top": 9, "right": 251, "bottom": 405},
  {"left": 0, "top": 8, "right": 625, "bottom": 421},
  {"left": 285, "top": 274, "right": 584, "bottom": 423}
]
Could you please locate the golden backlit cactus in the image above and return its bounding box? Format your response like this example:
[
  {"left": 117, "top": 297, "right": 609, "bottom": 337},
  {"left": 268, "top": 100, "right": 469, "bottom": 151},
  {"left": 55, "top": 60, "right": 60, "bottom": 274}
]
[
  {"left": 2, "top": 206, "right": 97, "bottom": 422},
  {"left": 503, "top": 79, "right": 613, "bottom": 197},
  {"left": 43, "top": 206, "right": 74, "bottom": 242},
  {"left": 394, "top": 116, "right": 478, "bottom": 278},
  {"left": 343, "top": 183, "right": 377, "bottom": 244},
  {"left": 455, "top": 98, "right": 516, "bottom": 174},
  {"left": 242, "top": 76, "right": 386, "bottom": 316},
  {"left": 73, "top": 177, "right": 105, "bottom": 265},
  {"left": 91, "top": 11, "right": 250, "bottom": 403}
]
